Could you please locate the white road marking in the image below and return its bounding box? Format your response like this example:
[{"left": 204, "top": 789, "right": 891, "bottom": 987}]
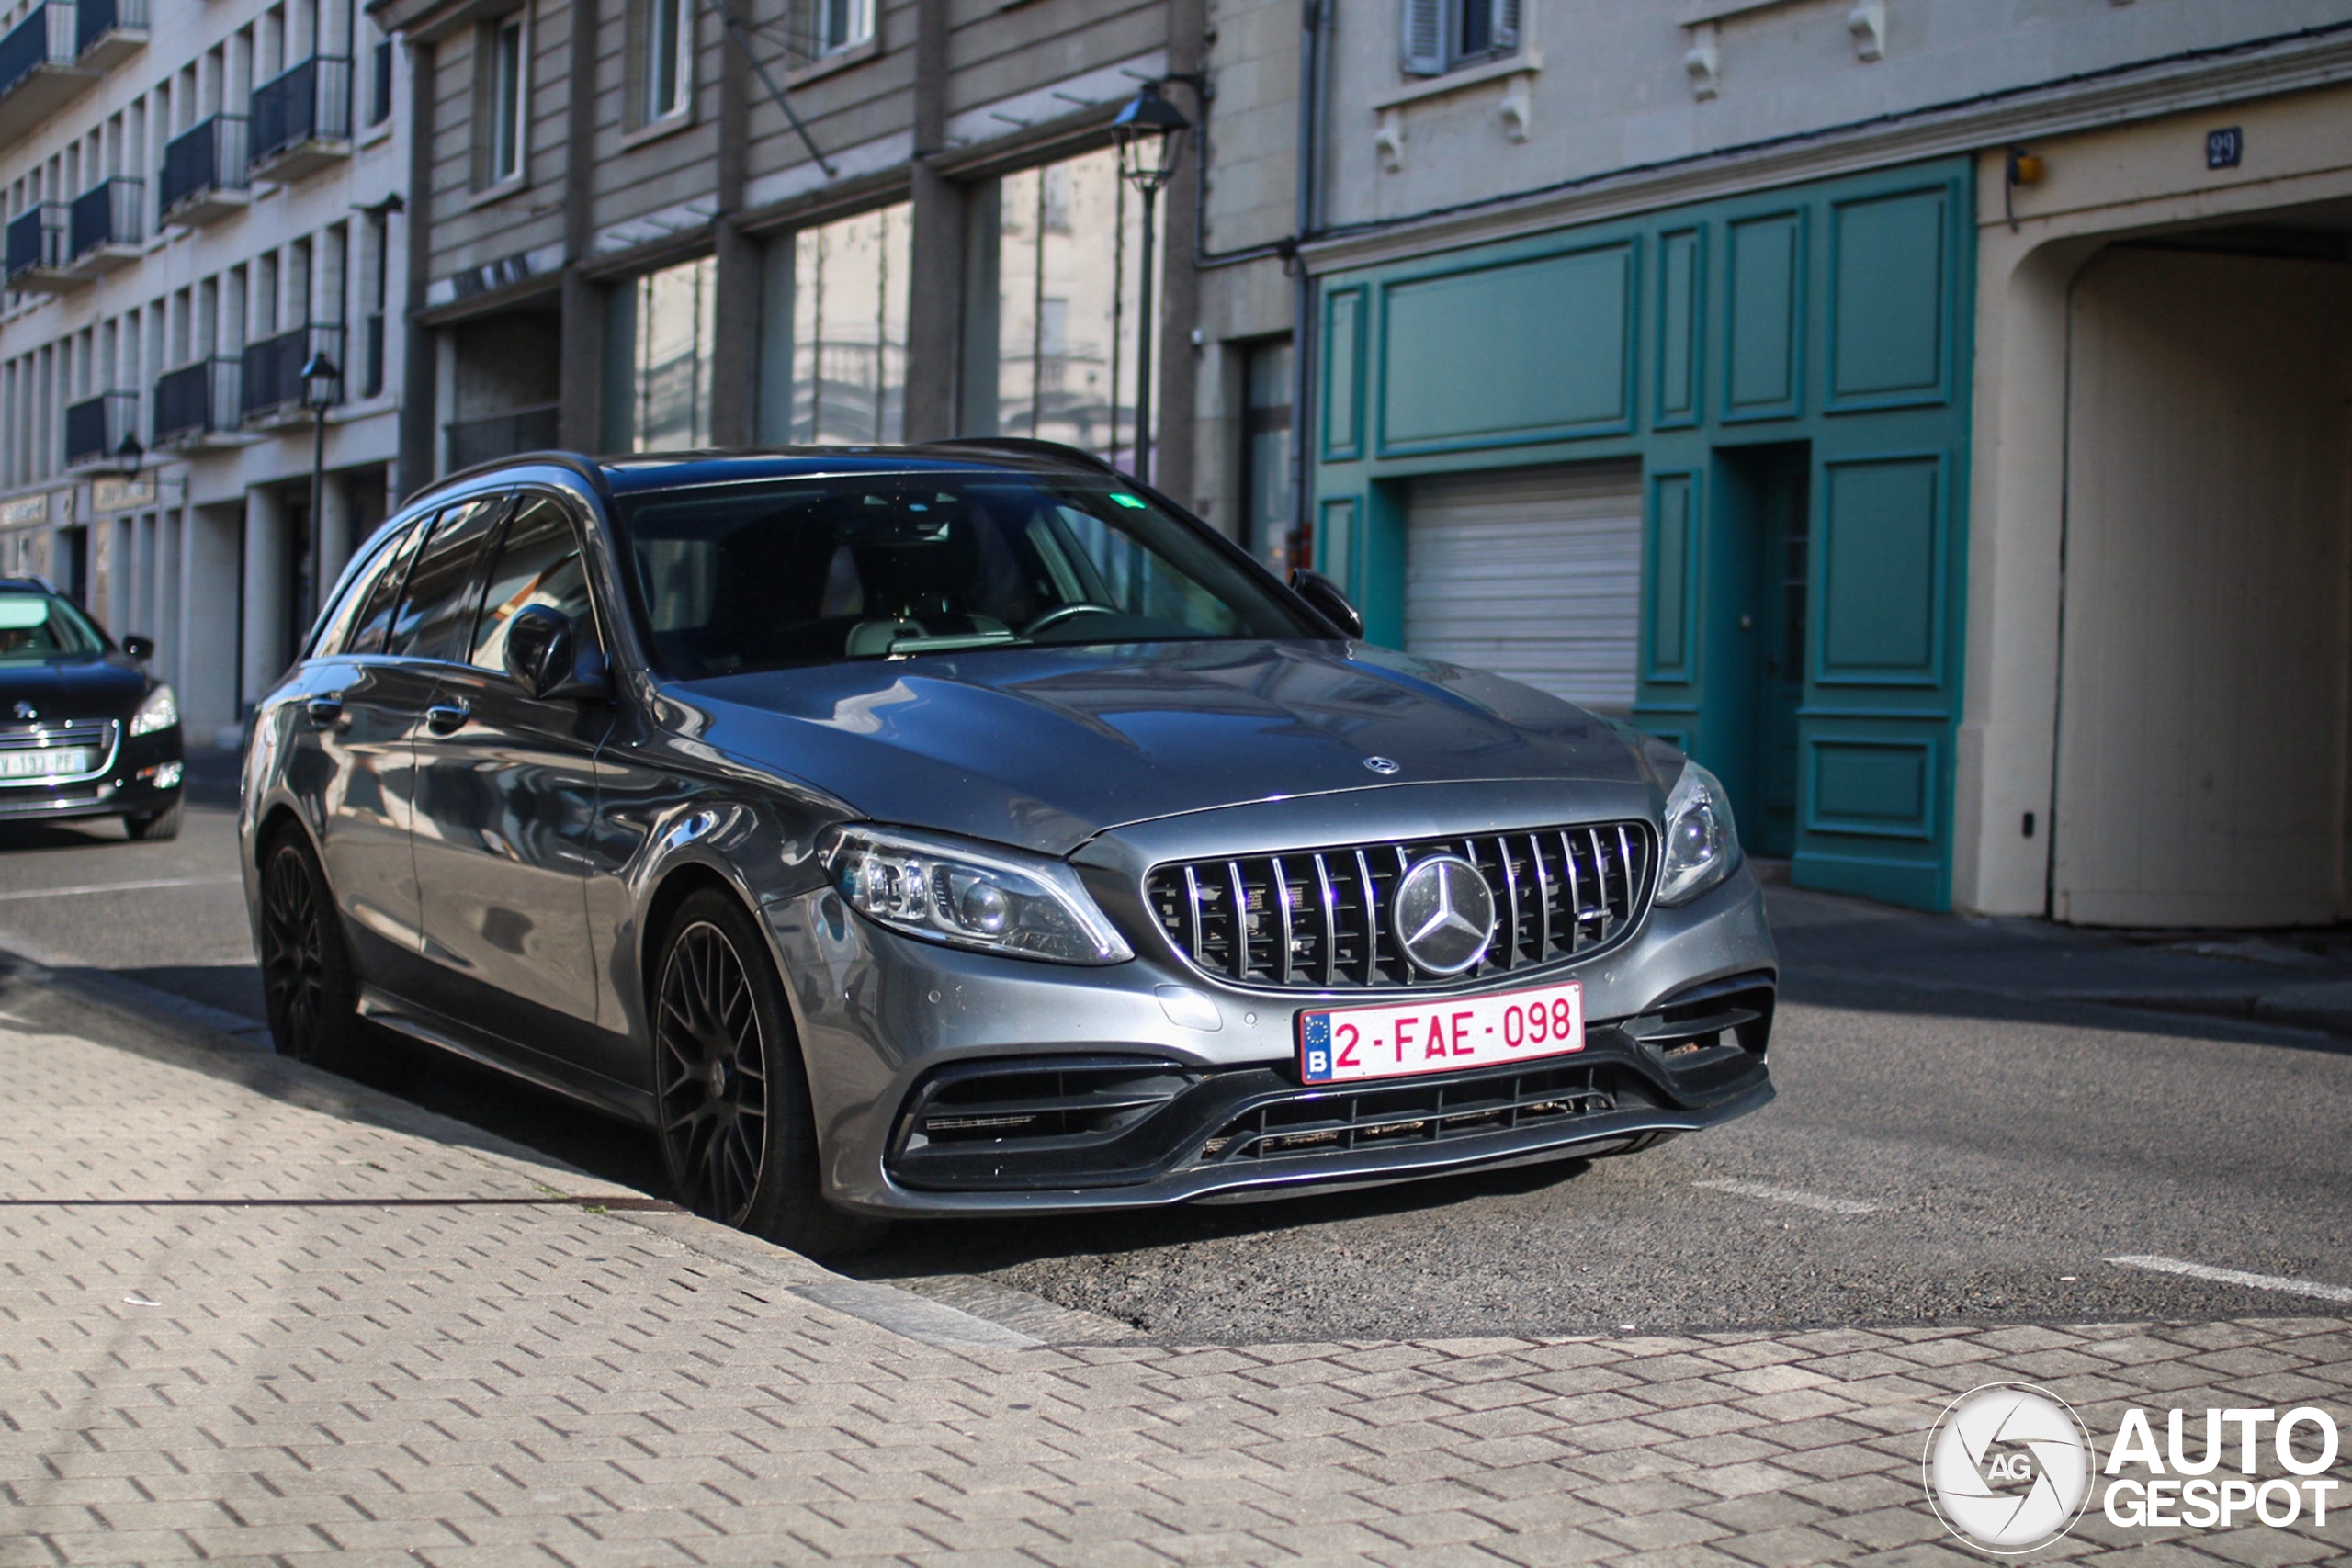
[
  {"left": 1693, "top": 1179, "right": 1879, "bottom": 1215},
  {"left": 0, "top": 875, "right": 240, "bottom": 902},
  {"left": 2108, "top": 1254, "right": 2352, "bottom": 1305}
]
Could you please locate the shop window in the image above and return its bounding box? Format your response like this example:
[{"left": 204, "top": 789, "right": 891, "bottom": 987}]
[
  {"left": 962, "top": 147, "right": 1156, "bottom": 468},
  {"left": 609, "top": 255, "right": 716, "bottom": 451},
  {"left": 1401, "top": 0, "right": 1521, "bottom": 77},
  {"left": 1243, "top": 338, "right": 1294, "bottom": 573},
  {"left": 757, "top": 203, "right": 909, "bottom": 445}
]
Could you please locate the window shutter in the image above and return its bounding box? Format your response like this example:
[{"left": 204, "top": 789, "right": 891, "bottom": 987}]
[
  {"left": 1400, "top": 0, "right": 1443, "bottom": 76},
  {"left": 1489, "top": 0, "right": 1521, "bottom": 52}
]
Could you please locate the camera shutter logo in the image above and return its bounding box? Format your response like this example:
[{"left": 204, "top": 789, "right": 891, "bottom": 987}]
[{"left": 1923, "top": 1382, "right": 2094, "bottom": 1553}]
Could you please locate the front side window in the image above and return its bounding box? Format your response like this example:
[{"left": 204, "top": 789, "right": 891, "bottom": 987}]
[
  {"left": 487, "top": 12, "right": 527, "bottom": 185},
  {"left": 642, "top": 0, "right": 692, "bottom": 123},
  {"left": 1401, "top": 0, "right": 1521, "bottom": 76},
  {"left": 471, "top": 496, "right": 594, "bottom": 674},
  {"left": 0, "top": 592, "right": 106, "bottom": 663},
  {"left": 389, "top": 498, "right": 506, "bottom": 662},
  {"left": 618, "top": 474, "right": 1321, "bottom": 680}
]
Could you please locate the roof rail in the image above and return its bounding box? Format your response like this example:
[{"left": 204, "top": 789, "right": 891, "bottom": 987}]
[{"left": 914, "top": 436, "right": 1121, "bottom": 475}]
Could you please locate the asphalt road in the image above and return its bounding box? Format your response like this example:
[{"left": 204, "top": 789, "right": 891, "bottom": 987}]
[{"left": 3, "top": 760, "right": 2347, "bottom": 1343}]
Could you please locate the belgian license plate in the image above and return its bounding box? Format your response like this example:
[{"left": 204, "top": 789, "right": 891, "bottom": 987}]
[
  {"left": 0, "top": 747, "right": 90, "bottom": 780},
  {"left": 1299, "top": 979, "right": 1584, "bottom": 1085}
]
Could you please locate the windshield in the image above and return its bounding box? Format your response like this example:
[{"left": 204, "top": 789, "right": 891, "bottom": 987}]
[
  {"left": 619, "top": 473, "right": 1323, "bottom": 679},
  {"left": 0, "top": 592, "right": 107, "bottom": 663}
]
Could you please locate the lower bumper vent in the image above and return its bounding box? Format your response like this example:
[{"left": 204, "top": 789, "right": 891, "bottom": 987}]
[{"left": 1194, "top": 1062, "right": 1617, "bottom": 1165}]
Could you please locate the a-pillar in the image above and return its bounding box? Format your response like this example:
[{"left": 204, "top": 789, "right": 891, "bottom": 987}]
[{"left": 241, "top": 486, "right": 289, "bottom": 715}]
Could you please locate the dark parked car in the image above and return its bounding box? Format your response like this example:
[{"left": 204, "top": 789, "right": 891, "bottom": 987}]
[
  {"left": 241, "top": 443, "right": 1774, "bottom": 1254},
  {"left": 0, "top": 577, "right": 183, "bottom": 840}
]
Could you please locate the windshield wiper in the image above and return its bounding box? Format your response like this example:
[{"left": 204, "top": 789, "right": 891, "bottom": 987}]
[{"left": 882, "top": 630, "right": 1025, "bottom": 657}]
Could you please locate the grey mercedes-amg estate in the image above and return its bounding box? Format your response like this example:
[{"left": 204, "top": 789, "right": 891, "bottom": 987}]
[{"left": 241, "top": 442, "right": 1775, "bottom": 1254}]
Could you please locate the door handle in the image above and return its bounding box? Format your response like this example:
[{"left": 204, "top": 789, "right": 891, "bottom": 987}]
[
  {"left": 304, "top": 694, "right": 345, "bottom": 727},
  {"left": 425, "top": 701, "right": 471, "bottom": 735}
]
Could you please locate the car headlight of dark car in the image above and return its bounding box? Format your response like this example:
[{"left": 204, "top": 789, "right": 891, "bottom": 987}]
[
  {"left": 1656, "top": 760, "right": 1740, "bottom": 907},
  {"left": 823, "top": 824, "right": 1135, "bottom": 964},
  {"left": 129, "top": 683, "right": 178, "bottom": 738}
]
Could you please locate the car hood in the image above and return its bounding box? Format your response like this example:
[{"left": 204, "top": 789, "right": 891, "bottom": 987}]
[
  {"left": 0, "top": 656, "right": 147, "bottom": 720},
  {"left": 663, "top": 640, "right": 1653, "bottom": 855}
]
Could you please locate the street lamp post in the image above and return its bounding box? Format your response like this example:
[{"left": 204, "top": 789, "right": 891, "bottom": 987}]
[
  {"left": 1111, "top": 81, "right": 1191, "bottom": 483},
  {"left": 300, "top": 349, "right": 342, "bottom": 625}
]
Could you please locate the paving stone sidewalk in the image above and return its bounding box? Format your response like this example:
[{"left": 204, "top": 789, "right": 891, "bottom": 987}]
[{"left": 1, "top": 995, "right": 2346, "bottom": 1567}]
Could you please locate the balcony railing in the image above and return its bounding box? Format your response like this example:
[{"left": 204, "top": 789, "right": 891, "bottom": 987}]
[
  {"left": 72, "top": 0, "right": 145, "bottom": 60},
  {"left": 446, "top": 403, "right": 560, "bottom": 472},
  {"left": 249, "top": 54, "right": 351, "bottom": 178},
  {"left": 63, "top": 389, "right": 136, "bottom": 468},
  {"left": 67, "top": 175, "right": 140, "bottom": 262},
  {"left": 4, "top": 202, "right": 67, "bottom": 285},
  {"left": 153, "top": 357, "right": 241, "bottom": 446},
  {"left": 241, "top": 321, "right": 343, "bottom": 421},
  {"left": 160, "top": 114, "right": 248, "bottom": 221},
  {"left": 0, "top": 5, "right": 75, "bottom": 99}
]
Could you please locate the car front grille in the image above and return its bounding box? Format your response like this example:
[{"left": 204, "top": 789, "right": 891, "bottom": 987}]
[
  {"left": 0, "top": 719, "right": 119, "bottom": 786},
  {"left": 1145, "top": 821, "right": 1655, "bottom": 990}
]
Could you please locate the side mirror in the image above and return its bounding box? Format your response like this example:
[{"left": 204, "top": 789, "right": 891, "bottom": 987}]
[
  {"left": 121, "top": 634, "right": 154, "bottom": 660},
  {"left": 503, "top": 605, "right": 609, "bottom": 700},
  {"left": 1288, "top": 569, "right": 1364, "bottom": 640}
]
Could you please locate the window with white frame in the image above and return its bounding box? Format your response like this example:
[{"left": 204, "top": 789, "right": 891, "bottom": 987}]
[
  {"left": 1400, "top": 0, "right": 1521, "bottom": 77},
  {"left": 639, "top": 0, "right": 692, "bottom": 125},
  {"left": 816, "top": 0, "right": 874, "bottom": 55},
  {"left": 486, "top": 9, "right": 527, "bottom": 185}
]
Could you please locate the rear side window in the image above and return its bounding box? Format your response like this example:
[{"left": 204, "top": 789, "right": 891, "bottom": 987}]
[
  {"left": 471, "top": 495, "right": 595, "bottom": 675},
  {"left": 339, "top": 523, "right": 425, "bottom": 656},
  {"left": 388, "top": 497, "right": 506, "bottom": 662}
]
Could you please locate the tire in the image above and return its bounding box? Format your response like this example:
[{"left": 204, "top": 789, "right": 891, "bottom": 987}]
[
  {"left": 256, "top": 829, "right": 368, "bottom": 1074},
  {"left": 652, "top": 887, "right": 884, "bottom": 1258},
  {"left": 125, "top": 800, "right": 183, "bottom": 840}
]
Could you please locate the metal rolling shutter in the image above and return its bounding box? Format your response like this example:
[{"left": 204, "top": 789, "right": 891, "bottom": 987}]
[{"left": 1404, "top": 461, "right": 1643, "bottom": 716}]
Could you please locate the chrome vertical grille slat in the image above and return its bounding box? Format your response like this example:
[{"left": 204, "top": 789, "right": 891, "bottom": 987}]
[{"left": 1145, "top": 820, "right": 1657, "bottom": 992}]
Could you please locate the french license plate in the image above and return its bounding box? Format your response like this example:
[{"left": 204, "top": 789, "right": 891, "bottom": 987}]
[
  {"left": 1299, "top": 979, "right": 1584, "bottom": 1085},
  {"left": 0, "top": 747, "right": 90, "bottom": 780}
]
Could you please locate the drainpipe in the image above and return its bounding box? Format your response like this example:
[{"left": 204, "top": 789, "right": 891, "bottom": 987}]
[{"left": 1287, "top": 0, "right": 1323, "bottom": 570}]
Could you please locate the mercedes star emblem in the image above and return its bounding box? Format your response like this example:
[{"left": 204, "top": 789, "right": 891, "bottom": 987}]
[
  {"left": 11, "top": 700, "right": 34, "bottom": 720},
  {"left": 1392, "top": 852, "right": 1497, "bottom": 976},
  {"left": 1363, "top": 756, "right": 1401, "bottom": 775}
]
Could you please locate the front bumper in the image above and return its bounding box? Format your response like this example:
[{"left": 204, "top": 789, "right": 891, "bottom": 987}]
[
  {"left": 0, "top": 728, "right": 183, "bottom": 822},
  {"left": 771, "top": 853, "right": 1777, "bottom": 1216}
]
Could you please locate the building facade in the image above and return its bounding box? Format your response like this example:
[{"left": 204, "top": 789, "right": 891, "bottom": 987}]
[
  {"left": 1296, "top": 0, "right": 2352, "bottom": 924},
  {"left": 0, "top": 0, "right": 411, "bottom": 744}
]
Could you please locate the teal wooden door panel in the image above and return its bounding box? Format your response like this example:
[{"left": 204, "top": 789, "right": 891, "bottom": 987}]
[
  {"left": 1378, "top": 243, "right": 1636, "bottom": 455},
  {"left": 1816, "top": 452, "right": 1942, "bottom": 685},
  {"left": 1827, "top": 185, "right": 1952, "bottom": 411},
  {"left": 1645, "top": 470, "right": 1697, "bottom": 682},
  {"left": 1806, "top": 736, "right": 1935, "bottom": 839},
  {"left": 1724, "top": 212, "right": 1804, "bottom": 422},
  {"left": 1323, "top": 288, "right": 1366, "bottom": 460},
  {"left": 1657, "top": 229, "right": 1703, "bottom": 429}
]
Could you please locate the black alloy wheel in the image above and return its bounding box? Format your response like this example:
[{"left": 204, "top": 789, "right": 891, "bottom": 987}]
[
  {"left": 258, "top": 831, "right": 364, "bottom": 1071},
  {"left": 653, "top": 888, "right": 881, "bottom": 1257}
]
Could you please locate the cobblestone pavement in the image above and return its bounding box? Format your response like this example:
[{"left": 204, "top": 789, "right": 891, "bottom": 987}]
[{"left": 2, "top": 989, "right": 2347, "bottom": 1567}]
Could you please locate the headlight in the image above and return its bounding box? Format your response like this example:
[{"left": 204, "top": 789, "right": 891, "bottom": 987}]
[
  {"left": 130, "top": 683, "right": 178, "bottom": 737},
  {"left": 1656, "top": 760, "right": 1739, "bottom": 907},
  {"left": 822, "top": 825, "right": 1135, "bottom": 964}
]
